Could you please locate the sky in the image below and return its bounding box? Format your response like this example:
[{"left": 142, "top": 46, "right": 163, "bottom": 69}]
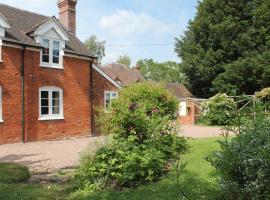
[{"left": 0, "top": 0, "right": 198, "bottom": 65}]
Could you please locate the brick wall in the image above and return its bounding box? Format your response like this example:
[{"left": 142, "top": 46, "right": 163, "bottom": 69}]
[
  {"left": 92, "top": 68, "right": 118, "bottom": 135},
  {"left": 0, "top": 46, "right": 92, "bottom": 144},
  {"left": 0, "top": 46, "right": 23, "bottom": 144}
]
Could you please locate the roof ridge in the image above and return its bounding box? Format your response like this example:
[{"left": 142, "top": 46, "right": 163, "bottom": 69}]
[{"left": 0, "top": 3, "right": 50, "bottom": 18}]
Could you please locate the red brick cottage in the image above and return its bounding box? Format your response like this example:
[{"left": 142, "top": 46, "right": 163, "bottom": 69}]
[{"left": 0, "top": 1, "right": 119, "bottom": 144}]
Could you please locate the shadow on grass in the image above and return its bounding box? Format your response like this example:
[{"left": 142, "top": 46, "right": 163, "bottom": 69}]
[
  {"left": 0, "top": 154, "right": 50, "bottom": 169},
  {"left": 71, "top": 170, "right": 221, "bottom": 200}
]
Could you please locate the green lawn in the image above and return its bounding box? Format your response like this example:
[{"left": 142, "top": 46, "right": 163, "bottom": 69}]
[{"left": 0, "top": 137, "right": 222, "bottom": 200}]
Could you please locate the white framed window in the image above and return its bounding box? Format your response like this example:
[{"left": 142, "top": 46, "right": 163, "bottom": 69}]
[
  {"left": 39, "top": 86, "right": 64, "bottom": 120},
  {"left": 40, "top": 38, "right": 62, "bottom": 69},
  {"left": 104, "top": 91, "right": 118, "bottom": 110},
  {"left": 0, "top": 39, "right": 3, "bottom": 62},
  {"left": 0, "top": 86, "right": 3, "bottom": 122}
]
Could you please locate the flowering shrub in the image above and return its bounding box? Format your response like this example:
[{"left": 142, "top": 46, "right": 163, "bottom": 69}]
[
  {"left": 202, "top": 93, "right": 236, "bottom": 125},
  {"left": 73, "top": 82, "right": 188, "bottom": 193}
]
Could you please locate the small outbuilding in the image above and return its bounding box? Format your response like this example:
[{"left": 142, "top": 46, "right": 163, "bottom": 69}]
[{"left": 165, "top": 83, "right": 198, "bottom": 125}]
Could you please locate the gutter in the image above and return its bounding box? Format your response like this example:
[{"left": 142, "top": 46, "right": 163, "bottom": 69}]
[{"left": 21, "top": 45, "right": 26, "bottom": 143}]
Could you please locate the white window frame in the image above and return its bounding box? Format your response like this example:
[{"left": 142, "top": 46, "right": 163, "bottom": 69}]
[
  {"left": 0, "top": 39, "right": 3, "bottom": 62},
  {"left": 39, "top": 86, "right": 64, "bottom": 120},
  {"left": 104, "top": 91, "right": 118, "bottom": 110},
  {"left": 0, "top": 86, "right": 3, "bottom": 122},
  {"left": 40, "top": 37, "right": 63, "bottom": 69}
]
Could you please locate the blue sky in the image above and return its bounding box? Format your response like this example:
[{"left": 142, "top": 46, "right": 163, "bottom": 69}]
[{"left": 0, "top": 0, "right": 198, "bottom": 65}]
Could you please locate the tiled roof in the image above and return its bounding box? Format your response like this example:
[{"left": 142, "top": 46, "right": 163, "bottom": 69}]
[
  {"left": 0, "top": 3, "right": 94, "bottom": 58},
  {"left": 165, "top": 82, "right": 194, "bottom": 99},
  {"left": 102, "top": 63, "right": 145, "bottom": 86}
]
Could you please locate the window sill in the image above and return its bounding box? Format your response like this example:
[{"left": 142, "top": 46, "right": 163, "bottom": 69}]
[
  {"left": 39, "top": 116, "right": 64, "bottom": 121},
  {"left": 40, "top": 63, "right": 63, "bottom": 69},
  {"left": 0, "top": 119, "right": 3, "bottom": 123}
]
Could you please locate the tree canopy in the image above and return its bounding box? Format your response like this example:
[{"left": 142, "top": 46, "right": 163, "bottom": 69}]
[
  {"left": 175, "top": 0, "right": 270, "bottom": 98},
  {"left": 84, "top": 35, "right": 106, "bottom": 63},
  {"left": 136, "top": 59, "right": 187, "bottom": 84},
  {"left": 116, "top": 55, "right": 132, "bottom": 67}
]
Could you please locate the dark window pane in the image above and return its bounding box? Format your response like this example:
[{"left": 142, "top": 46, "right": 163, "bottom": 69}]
[
  {"left": 52, "top": 106, "right": 60, "bottom": 114},
  {"left": 41, "top": 107, "right": 49, "bottom": 115},
  {"left": 52, "top": 91, "right": 60, "bottom": 99},
  {"left": 42, "top": 54, "right": 49, "bottom": 63},
  {"left": 42, "top": 39, "right": 50, "bottom": 63},
  {"left": 41, "top": 91, "right": 48, "bottom": 98},
  {"left": 41, "top": 99, "right": 49, "bottom": 107},
  {"left": 53, "top": 56, "right": 59, "bottom": 64},
  {"left": 52, "top": 99, "right": 60, "bottom": 107},
  {"left": 53, "top": 49, "right": 59, "bottom": 57},
  {"left": 52, "top": 41, "right": 60, "bottom": 64}
]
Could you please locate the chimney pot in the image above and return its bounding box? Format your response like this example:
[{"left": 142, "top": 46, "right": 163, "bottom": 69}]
[{"left": 57, "top": 0, "right": 77, "bottom": 35}]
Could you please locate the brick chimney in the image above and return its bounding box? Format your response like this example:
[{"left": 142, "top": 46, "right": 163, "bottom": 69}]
[{"left": 57, "top": 0, "right": 77, "bottom": 35}]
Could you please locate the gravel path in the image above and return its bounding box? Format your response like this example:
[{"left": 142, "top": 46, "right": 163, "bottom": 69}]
[
  {"left": 0, "top": 125, "right": 223, "bottom": 173},
  {"left": 181, "top": 125, "right": 223, "bottom": 138},
  {"left": 0, "top": 136, "right": 107, "bottom": 173}
]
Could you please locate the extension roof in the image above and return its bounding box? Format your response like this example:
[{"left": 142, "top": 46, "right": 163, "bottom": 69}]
[
  {"left": 102, "top": 63, "right": 145, "bottom": 86},
  {"left": 165, "top": 82, "right": 194, "bottom": 99}
]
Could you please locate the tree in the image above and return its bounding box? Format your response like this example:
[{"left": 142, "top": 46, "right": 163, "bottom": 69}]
[
  {"left": 84, "top": 35, "right": 106, "bottom": 63},
  {"left": 175, "top": 0, "right": 270, "bottom": 98},
  {"left": 136, "top": 59, "right": 187, "bottom": 84},
  {"left": 116, "top": 55, "right": 131, "bottom": 67}
]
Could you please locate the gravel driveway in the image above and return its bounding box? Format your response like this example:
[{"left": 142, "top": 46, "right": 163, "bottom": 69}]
[
  {"left": 0, "top": 125, "right": 223, "bottom": 173},
  {"left": 181, "top": 125, "right": 223, "bottom": 138},
  {"left": 0, "top": 136, "right": 107, "bottom": 173}
]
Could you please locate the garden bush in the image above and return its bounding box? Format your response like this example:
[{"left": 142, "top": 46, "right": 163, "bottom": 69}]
[
  {"left": 73, "top": 82, "right": 188, "bottom": 193},
  {"left": 209, "top": 112, "right": 270, "bottom": 200},
  {"left": 202, "top": 93, "right": 236, "bottom": 125}
]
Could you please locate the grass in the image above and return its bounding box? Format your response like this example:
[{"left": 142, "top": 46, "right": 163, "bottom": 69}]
[
  {"left": 0, "top": 162, "right": 30, "bottom": 184},
  {"left": 0, "top": 162, "right": 69, "bottom": 200},
  {"left": 71, "top": 137, "right": 222, "bottom": 200},
  {"left": 0, "top": 137, "right": 222, "bottom": 200},
  {"left": 0, "top": 183, "right": 68, "bottom": 200}
]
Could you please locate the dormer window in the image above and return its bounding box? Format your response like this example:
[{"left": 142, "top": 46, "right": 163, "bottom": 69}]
[
  {"left": 32, "top": 17, "right": 69, "bottom": 69},
  {"left": 0, "top": 13, "right": 11, "bottom": 62},
  {"left": 41, "top": 38, "right": 61, "bottom": 68}
]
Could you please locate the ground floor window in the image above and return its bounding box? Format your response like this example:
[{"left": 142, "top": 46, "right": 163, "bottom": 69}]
[
  {"left": 39, "top": 86, "right": 63, "bottom": 120},
  {"left": 0, "top": 86, "right": 2, "bottom": 122},
  {"left": 105, "top": 91, "right": 118, "bottom": 110}
]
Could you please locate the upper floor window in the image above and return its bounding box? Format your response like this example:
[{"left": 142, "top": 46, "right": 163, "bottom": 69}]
[
  {"left": 41, "top": 38, "right": 62, "bottom": 69},
  {"left": 39, "top": 86, "right": 64, "bottom": 120},
  {"left": 105, "top": 91, "right": 118, "bottom": 110},
  {"left": 0, "top": 86, "right": 2, "bottom": 122},
  {"left": 0, "top": 40, "right": 2, "bottom": 62}
]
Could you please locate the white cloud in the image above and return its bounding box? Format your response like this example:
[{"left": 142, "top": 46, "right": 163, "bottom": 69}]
[{"left": 100, "top": 10, "right": 174, "bottom": 35}]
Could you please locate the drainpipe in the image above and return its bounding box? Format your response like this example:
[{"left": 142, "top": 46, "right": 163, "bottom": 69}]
[
  {"left": 21, "top": 45, "right": 26, "bottom": 143},
  {"left": 90, "top": 60, "right": 94, "bottom": 137}
]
